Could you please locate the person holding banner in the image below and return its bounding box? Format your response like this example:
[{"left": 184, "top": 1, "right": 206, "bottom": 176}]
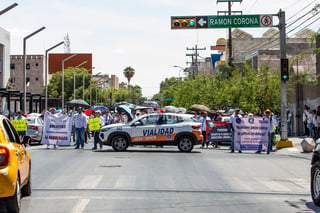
[
  {"left": 230, "top": 108, "right": 242, "bottom": 153},
  {"left": 74, "top": 107, "right": 88, "bottom": 149},
  {"left": 261, "top": 109, "right": 276, "bottom": 154},
  {"left": 91, "top": 110, "right": 104, "bottom": 150}
]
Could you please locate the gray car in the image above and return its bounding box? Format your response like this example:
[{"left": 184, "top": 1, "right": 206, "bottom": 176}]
[{"left": 26, "top": 114, "right": 43, "bottom": 143}]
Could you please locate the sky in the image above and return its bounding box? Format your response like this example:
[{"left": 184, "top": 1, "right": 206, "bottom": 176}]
[{"left": 0, "top": 0, "right": 319, "bottom": 98}]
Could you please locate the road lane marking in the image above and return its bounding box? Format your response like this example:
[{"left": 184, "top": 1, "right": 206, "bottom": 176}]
[
  {"left": 78, "top": 175, "right": 102, "bottom": 189},
  {"left": 71, "top": 198, "right": 90, "bottom": 213}
]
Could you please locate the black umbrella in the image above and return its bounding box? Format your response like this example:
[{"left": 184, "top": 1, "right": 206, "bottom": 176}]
[{"left": 66, "top": 99, "right": 90, "bottom": 108}]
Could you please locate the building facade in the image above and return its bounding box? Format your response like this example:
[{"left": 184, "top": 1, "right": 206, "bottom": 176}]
[{"left": 9, "top": 55, "right": 44, "bottom": 94}]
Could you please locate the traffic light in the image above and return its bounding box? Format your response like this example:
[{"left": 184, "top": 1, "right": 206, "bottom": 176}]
[
  {"left": 171, "top": 16, "right": 196, "bottom": 29},
  {"left": 281, "top": 58, "right": 289, "bottom": 81}
]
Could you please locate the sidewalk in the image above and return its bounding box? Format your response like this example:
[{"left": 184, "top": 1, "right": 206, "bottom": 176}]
[{"left": 274, "top": 136, "right": 316, "bottom": 156}]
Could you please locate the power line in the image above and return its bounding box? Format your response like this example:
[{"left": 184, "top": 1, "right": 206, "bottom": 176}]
[
  {"left": 287, "top": 9, "right": 320, "bottom": 34},
  {"left": 287, "top": 0, "right": 316, "bottom": 22}
]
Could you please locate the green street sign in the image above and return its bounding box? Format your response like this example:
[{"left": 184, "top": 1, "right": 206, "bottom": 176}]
[
  {"left": 171, "top": 14, "right": 273, "bottom": 29},
  {"left": 208, "top": 15, "right": 273, "bottom": 28}
]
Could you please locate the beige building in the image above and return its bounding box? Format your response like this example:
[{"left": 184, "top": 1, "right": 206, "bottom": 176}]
[{"left": 92, "top": 74, "right": 119, "bottom": 90}]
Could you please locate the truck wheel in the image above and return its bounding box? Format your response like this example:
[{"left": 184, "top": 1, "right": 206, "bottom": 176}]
[
  {"left": 112, "top": 135, "right": 128, "bottom": 151},
  {"left": 311, "top": 161, "right": 320, "bottom": 206},
  {"left": 6, "top": 176, "right": 21, "bottom": 213},
  {"left": 177, "top": 136, "right": 193, "bottom": 152}
]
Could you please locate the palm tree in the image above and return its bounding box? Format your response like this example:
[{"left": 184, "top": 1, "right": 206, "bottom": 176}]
[{"left": 123, "top": 66, "right": 135, "bottom": 87}]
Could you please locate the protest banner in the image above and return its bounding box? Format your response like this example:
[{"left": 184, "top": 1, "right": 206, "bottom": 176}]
[
  {"left": 233, "top": 117, "right": 269, "bottom": 151},
  {"left": 206, "top": 120, "right": 232, "bottom": 144},
  {"left": 12, "top": 120, "right": 27, "bottom": 131},
  {"left": 88, "top": 117, "right": 101, "bottom": 131},
  {"left": 41, "top": 112, "right": 73, "bottom": 146}
]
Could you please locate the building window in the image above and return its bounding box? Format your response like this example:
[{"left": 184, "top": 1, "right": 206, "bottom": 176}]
[
  {"left": 36, "top": 63, "right": 39, "bottom": 67},
  {"left": 26, "top": 63, "right": 30, "bottom": 70},
  {"left": 10, "top": 63, "right": 15, "bottom": 69},
  {"left": 35, "top": 77, "right": 39, "bottom": 81}
]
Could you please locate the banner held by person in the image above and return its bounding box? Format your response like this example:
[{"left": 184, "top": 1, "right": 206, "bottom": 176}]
[
  {"left": 88, "top": 117, "right": 101, "bottom": 131},
  {"left": 11, "top": 120, "right": 27, "bottom": 131},
  {"left": 206, "top": 120, "right": 232, "bottom": 144},
  {"left": 233, "top": 117, "right": 269, "bottom": 151},
  {"left": 41, "top": 111, "right": 73, "bottom": 146}
]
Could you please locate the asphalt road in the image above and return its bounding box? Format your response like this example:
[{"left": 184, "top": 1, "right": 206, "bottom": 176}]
[{"left": 1, "top": 140, "right": 319, "bottom": 213}]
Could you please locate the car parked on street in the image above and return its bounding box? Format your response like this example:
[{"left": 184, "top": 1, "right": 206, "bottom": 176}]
[
  {"left": 26, "top": 113, "right": 43, "bottom": 143},
  {"left": 0, "top": 115, "right": 32, "bottom": 213},
  {"left": 99, "top": 113, "right": 202, "bottom": 152}
]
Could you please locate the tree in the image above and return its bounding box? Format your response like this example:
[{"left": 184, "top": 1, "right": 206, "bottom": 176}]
[{"left": 123, "top": 66, "right": 135, "bottom": 87}]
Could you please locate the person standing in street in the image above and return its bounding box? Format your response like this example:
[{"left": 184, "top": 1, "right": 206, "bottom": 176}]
[
  {"left": 287, "top": 109, "right": 292, "bottom": 137},
  {"left": 92, "top": 110, "right": 104, "bottom": 150},
  {"left": 262, "top": 109, "right": 276, "bottom": 154},
  {"left": 230, "top": 108, "right": 242, "bottom": 153},
  {"left": 200, "top": 111, "right": 209, "bottom": 148},
  {"left": 312, "top": 109, "right": 319, "bottom": 140},
  {"left": 307, "top": 108, "right": 314, "bottom": 138},
  {"left": 74, "top": 107, "right": 88, "bottom": 149},
  {"left": 47, "top": 108, "right": 57, "bottom": 149},
  {"left": 303, "top": 105, "right": 309, "bottom": 136},
  {"left": 15, "top": 111, "right": 27, "bottom": 140}
]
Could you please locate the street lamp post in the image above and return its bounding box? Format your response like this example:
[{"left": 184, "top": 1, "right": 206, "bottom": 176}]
[
  {"left": 0, "top": 3, "right": 18, "bottom": 15},
  {"left": 83, "top": 67, "right": 95, "bottom": 100},
  {"left": 62, "top": 53, "right": 78, "bottom": 109},
  {"left": 90, "top": 72, "right": 101, "bottom": 106},
  {"left": 73, "top": 61, "right": 87, "bottom": 100},
  {"left": 172, "top": 65, "right": 185, "bottom": 79},
  {"left": 23, "top": 26, "right": 46, "bottom": 113},
  {"left": 45, "top": 41, "right": 64, "bottom": 110}
]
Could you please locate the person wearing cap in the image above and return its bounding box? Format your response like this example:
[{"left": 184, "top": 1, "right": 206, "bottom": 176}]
[
  {"left": 261, "top": 109, "right": 277, "bottom": 154},
  {"left": 73, "top": 107, "right": 88, "bottom": 149},
  {"left": 230, "top": 108, "right": 242, "bottom": 153},
  {"left": 92, "top": 110, "right": 105, "bottom": 150}
]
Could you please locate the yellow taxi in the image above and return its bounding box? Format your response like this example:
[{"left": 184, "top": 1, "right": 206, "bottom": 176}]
[{"left": 0, "top": 115, "right": 31, "bottom": 213}]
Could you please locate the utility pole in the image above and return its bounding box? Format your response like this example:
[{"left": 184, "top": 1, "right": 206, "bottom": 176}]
[
  {"left": 279, "top": 9, "right": 288, "bottom": 141},
  {"left": 217, "top": 0, "right": 242, "bottom": 66},
  {"left": 186, "top": 44, "right": 206, "bottom": 77}
]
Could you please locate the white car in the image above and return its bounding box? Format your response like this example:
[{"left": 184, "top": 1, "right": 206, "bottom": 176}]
[{"left": 99, "top": 113, "right": 203, "bottom": 152}]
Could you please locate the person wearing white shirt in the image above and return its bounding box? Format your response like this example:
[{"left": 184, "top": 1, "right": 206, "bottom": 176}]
[
  {"left": 307, "top": 109, "right": 314, "bottom": 138},
  {"left": 230, "top": 108, "right": 242, "bottom": 153},
  {"left": 73, "top": 107, "right": 88, "bottom": 149},
  {"left": 200, "top": 112, "right": 210, "bottom": 148},
  {"left": 287, "top": 109, "right": 292, "bottom": 137}
]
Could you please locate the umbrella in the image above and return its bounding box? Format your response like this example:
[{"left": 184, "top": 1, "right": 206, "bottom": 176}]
[
  {"left": 66, "top": 99, "right": 90, "bottom": 108},
  {"left": 190, "top": 104, "right": 210, "bottom": 112},
  {"left": 134, "top": 106, "right": 152, "bottom": 111},
  {"left": 164, "top": 106, "right": 177, "bottom": 113},
  {"left": 225, "top": 108, "right": 245, "bottom": 115},
  {"left": 88, "top": 105, "right": 109, "bottom": 113},
  {"left": 85, "top": 109, "right": 94, "bottom": 116},
  {"left": 176, "top": 107, "right": 186, "bottom": 113}
]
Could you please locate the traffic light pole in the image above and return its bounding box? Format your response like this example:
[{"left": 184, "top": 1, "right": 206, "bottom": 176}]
[{"left": 279, "top": 10, "right": 288, "bottom": 141}]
